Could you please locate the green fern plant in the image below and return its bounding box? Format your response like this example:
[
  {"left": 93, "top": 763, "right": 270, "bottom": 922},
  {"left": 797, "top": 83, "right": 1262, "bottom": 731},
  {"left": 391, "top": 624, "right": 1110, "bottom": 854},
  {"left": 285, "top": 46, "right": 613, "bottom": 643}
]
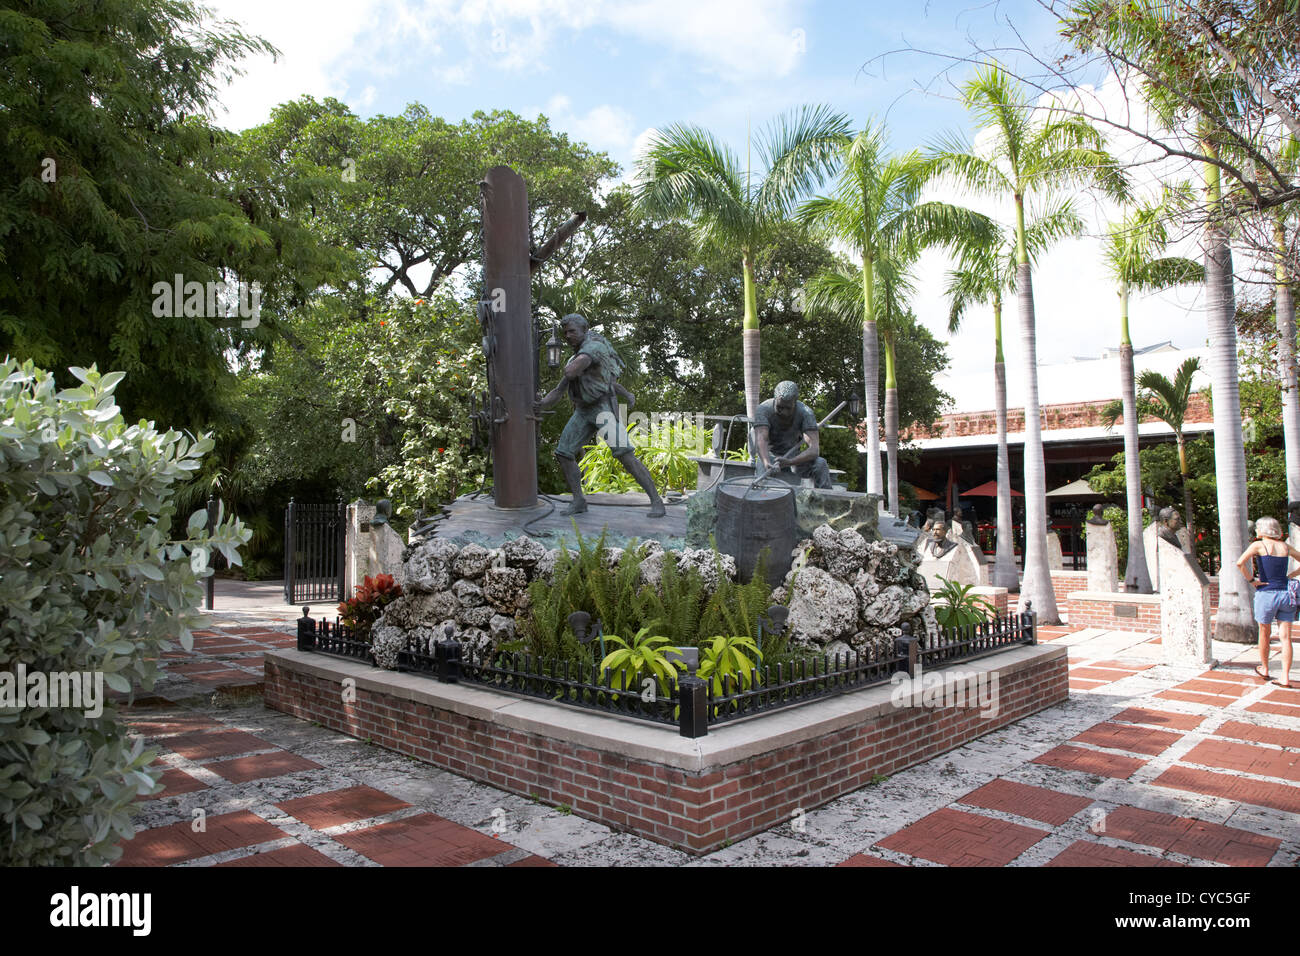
[
  {"left": 700, "top": 548, "right": 775, "bottom": 650},
  {"left": 637, "top": 550, "right": 706, "bottom": 646}
]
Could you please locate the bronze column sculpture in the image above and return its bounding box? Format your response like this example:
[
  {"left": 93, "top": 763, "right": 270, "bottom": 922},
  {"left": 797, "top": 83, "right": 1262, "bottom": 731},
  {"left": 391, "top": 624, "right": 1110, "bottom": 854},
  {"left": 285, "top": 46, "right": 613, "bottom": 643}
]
[{"left": 478, "top": 165, "right": 585, "bottom": 509}]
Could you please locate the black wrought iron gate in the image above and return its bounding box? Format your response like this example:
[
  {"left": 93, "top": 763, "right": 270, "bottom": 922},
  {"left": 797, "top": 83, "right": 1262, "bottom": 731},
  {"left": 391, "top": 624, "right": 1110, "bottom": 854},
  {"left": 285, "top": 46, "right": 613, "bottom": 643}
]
[{"left": 284, "top": 499, "right": 346, "bottom": 605}]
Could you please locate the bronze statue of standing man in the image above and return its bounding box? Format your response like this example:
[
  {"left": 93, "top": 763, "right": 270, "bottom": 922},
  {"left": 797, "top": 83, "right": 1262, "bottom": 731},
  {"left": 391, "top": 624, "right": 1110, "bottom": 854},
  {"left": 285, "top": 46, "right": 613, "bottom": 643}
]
[{"left": 535, "top": 314, "right": 666, "bottom": 518}]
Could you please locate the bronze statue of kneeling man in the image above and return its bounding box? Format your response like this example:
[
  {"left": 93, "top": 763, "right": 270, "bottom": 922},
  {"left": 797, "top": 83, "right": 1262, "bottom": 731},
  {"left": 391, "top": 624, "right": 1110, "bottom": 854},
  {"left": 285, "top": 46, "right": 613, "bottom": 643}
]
[
  {"left": 535, "top": 313, "right": 666, "bottom": 518},
  {"left": 753, "top": 381, "right": 832, "bottom": 489}
]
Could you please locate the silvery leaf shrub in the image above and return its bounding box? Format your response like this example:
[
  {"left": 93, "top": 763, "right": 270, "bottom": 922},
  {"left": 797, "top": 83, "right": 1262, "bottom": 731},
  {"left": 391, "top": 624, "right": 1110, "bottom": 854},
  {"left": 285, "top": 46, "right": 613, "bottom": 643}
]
[{"left": 0, "top": 360, "right": 250, "bottom": 865}]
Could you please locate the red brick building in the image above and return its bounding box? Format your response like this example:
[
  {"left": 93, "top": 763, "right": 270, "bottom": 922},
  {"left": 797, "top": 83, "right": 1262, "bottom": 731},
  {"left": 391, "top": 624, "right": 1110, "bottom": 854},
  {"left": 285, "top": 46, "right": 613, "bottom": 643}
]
[{"left": 895, "top": 344, "right": 1214, "bottom": 548}]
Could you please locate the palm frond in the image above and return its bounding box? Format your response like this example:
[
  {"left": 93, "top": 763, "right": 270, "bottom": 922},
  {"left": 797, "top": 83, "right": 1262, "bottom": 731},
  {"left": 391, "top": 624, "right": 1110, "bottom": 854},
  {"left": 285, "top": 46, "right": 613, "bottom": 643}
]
[
  {"left": 631, "top": 123, "right": 752, "bottom": 244},
  {"left": 1131, "top": 255, "right": 1204, "bottom": 293},
  {"left": 753, "top": 104, "right": 852, "bottom": 220},
  {"left": 1099, "top": 397, "right": 1123, "bottom": 432}
]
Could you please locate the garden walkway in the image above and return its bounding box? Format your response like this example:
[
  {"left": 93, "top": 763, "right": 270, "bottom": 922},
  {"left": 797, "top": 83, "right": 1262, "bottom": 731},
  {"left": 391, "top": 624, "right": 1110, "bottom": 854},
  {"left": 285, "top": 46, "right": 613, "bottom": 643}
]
[{"left": 115, "top": 613, "right": 1300, "bottom": 867}]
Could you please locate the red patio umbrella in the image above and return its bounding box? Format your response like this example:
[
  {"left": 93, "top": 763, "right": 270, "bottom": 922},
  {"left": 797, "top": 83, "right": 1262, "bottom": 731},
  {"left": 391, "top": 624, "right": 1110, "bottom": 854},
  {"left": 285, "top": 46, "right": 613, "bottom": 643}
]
[
  {"left": 904, "top": 484, "right": 939, "bottom": 500},
  {"left": 961, "top": 480, "right": 1023, "bottom": 497}
]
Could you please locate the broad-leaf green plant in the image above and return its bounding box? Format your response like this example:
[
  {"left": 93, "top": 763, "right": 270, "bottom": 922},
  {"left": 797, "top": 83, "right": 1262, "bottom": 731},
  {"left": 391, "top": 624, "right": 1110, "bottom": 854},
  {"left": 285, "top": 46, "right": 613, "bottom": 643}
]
[
  {"left": 696, "top": 635, "right": 763, "bottom": 695},
  {"left": 0, "top": 361, "right": 250, "bottom": 865},
  {"left": 599, "top": 626, "right": 681, "bottom": 695},
  {"left": 931, "top": 576, "right": 997, "bottom": 632}
]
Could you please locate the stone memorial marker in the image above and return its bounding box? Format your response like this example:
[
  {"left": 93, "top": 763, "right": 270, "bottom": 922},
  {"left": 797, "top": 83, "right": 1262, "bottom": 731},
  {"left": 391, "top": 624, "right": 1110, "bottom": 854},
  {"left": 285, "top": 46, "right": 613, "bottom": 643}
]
[
  {"left": 1144, "top": 507, "right": 1195, "bottom": 589},
  {"left": 1158, "top": 533, "right": 1212, "bottom": 665},
  {"left": 948, "top": 504, "right": 990, "bottom": 584},
  {"left": 1046, "top": 531, "right": 1064, "bottom": 571},
  {"left": 1085, "top": 505, "right": 1118, "bottom": 593}
]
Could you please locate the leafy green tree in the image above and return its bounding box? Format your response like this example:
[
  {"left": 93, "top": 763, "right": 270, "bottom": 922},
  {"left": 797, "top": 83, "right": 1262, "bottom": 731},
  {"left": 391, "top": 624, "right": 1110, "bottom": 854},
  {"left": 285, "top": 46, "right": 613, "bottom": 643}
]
[
  {"left": 632, "top": 107, "right": 852, "bottom": 422},
  {"left": 928, "top": 62, "right": 1128, "bottom": 622},
  {"left": 0, "top": 360, "right": 249, "bottom": 865},
  {"left": 1102, "top": 193, "right": 1204, "bottom": 590},
  {"left": 0, "top": 0, "right": 342, "bottom": 428},
  {"left": 236, "top": 293, "right": 487, "bottom": 520},
  {"left": 237, "top": 99, "right": 618, "bottom": 301}
]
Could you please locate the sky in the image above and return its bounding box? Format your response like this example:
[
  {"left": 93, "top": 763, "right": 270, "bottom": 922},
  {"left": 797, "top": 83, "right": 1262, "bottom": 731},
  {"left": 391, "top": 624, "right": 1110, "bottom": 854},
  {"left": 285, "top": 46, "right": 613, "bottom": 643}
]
[{"left": 197, "top": 0, "right": 1238, "bottom": 411}]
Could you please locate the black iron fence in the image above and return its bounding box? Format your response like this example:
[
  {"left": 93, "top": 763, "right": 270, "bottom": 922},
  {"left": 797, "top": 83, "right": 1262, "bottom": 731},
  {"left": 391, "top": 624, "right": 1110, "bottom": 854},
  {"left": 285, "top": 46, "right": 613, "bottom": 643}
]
[
  {"left": 976, "top": 521, "right": 1088, "bottom": 570},
  {"left": 294, "top": 606, "right": 1038, "bottom": 739}
]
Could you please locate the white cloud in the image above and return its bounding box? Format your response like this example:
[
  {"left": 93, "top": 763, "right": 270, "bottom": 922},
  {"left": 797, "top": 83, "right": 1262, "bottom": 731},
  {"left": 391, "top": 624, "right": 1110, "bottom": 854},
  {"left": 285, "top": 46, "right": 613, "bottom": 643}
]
[{"left": 198, "top": 0, "right": 388, "bottom": 129}]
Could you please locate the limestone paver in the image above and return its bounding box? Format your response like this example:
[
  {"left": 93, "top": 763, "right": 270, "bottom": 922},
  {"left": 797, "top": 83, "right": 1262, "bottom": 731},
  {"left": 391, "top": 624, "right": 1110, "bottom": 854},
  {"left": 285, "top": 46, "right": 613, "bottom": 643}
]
[{"left": 115, "top": 615, "right": 1300, "bottom": 867}]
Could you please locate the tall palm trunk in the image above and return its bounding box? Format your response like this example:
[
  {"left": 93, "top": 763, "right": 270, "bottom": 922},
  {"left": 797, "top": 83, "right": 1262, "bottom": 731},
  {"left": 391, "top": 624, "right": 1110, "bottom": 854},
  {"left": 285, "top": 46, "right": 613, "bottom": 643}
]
[
  {"left": 1177, "top": 435, "right": 1196, "bottom": 550},
  {"left": 1277, "top": 219, "right": 1300, "bottom": 505},
  {"left": 991, "top": 294, "right": 1019, "bottom": 589},
  {"left": 861, "top": 256, "right": 883, "bottom": 499},
  {"left": 883, "top": 333, "right": 900, "bottom": 515},
  {"left": 1119, "top": 322, "right": 1153, "bottom": 591},
  {"left": 1203, "top": 154, "right": 1253, "bottom": 643},
  {"left": 1016, "top": 260, "right": 1060, "bottom": 622},
  {"left": 742, "top": 252, "right": 761, "bottom": 427}
]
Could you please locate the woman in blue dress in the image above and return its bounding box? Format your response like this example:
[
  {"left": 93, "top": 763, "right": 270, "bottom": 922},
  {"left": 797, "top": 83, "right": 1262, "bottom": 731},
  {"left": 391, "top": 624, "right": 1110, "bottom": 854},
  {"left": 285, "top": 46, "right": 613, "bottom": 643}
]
[{"left": 1235, "top": 516, "right": 1299, "bottom": 687}]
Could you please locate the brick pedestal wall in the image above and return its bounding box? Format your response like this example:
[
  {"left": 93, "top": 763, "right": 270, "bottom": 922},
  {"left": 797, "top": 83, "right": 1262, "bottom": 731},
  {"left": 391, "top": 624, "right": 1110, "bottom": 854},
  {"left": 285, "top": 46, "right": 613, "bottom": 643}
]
[
  {"left": 1049, "top": 570, "right": 1090, "bottom": 608},
  {"left": 1065, "top": 593, "right": 1162, "bottom": 633},
  {"left": 265, "top": 646, "right": 1068, "bottom": 854},
  {"left": 970, "top": 587, "right": 1008, "bottom": 617}
]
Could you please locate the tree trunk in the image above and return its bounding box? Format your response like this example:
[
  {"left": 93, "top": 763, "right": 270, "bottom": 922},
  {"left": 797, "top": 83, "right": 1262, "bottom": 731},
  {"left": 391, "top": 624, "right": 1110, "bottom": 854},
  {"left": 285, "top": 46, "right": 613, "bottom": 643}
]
[
  {"left": 1276, "top": 219, "right": 1300, "bottom": 504},
  {"left": 1119, "top": 341, "right": 1153, "bottom": 592},
  {"left": 1205, "top": 217, "right": 1253, "bottom": 642},
  {"left": 1016, "top": 263, "right": 1060, "bottom": 623},
  {"left": 742, "top": 254, "right": 761, "bottom": 432},
  {"left": 863, "top": 322, "right": 882, "bottom": 501},
  {"left": 862, "top": 258, "right": 883, "bottom": 500},
  {"left": 1179, "top": 436, "right": 1197, "bottom": 563},
  {"left": 885, "top": 386, "right": 899, "bottom": 517},
  {"left": 992, "top": 357, "right": 1019, "bottom": 589}
]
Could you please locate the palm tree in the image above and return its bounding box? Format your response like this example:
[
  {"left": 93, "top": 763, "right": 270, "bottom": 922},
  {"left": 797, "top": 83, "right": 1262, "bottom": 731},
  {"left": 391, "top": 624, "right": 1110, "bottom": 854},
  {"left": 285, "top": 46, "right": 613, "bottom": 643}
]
[
  {"left": 1077, "top": 3, "right": 1255, "bottom": 638},
  {"left": 928, "top": 63, "right": 1129, "bottom": 623},
  {"left": 1199, "top": 124, "right": 1254, "bottom": 641},
  {"left": 1143, "top": 359, "right": 1204, "bottom": 547},
  {"left": 632, "top": 107, "right": 851, "bottom": 423},
  {"left": 803, "top": 254, "right": 915, "bottom": 514},
  {"left": 1102, "top": 357, "right": 1204, "bottom": 543},
  {"left": 946, "top": 201, "right": 1084, "bottom": 590},
  {"left": 536, "top": 278, "right": 628, "bottom": 324},
  {"left": 797, "top": 122, "right": 993, "bottom": 502},
  {"left": 1102, "top": 194, "right": 1204, "bottom": 592}
]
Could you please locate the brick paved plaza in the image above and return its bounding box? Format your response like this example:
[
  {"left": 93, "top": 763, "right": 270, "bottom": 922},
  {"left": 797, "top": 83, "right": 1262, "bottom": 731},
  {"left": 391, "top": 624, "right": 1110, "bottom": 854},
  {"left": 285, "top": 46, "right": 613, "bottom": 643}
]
[{"left": 113, "top": 612, "right": 1300, "bottom": 867}]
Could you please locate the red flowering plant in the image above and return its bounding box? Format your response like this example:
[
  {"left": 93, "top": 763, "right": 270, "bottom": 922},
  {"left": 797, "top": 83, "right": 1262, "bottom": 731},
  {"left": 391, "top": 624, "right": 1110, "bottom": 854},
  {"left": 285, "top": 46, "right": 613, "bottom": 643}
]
[{"left": 337, "top": 573, "right": 402, "bottom": 642}]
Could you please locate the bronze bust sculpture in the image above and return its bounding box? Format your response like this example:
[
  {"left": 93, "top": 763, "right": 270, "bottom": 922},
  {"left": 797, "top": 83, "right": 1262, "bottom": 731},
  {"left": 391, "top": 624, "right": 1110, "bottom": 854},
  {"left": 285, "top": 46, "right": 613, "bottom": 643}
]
[
  {"left": 919, "top": 520, "right": 957, "bottom": 559},
  {"left": 1086, "top": 503, "right": 1108, "bottom": 526},
  {"left": 1156, "top": 506, "right": 1183, "bottom": 547}
]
